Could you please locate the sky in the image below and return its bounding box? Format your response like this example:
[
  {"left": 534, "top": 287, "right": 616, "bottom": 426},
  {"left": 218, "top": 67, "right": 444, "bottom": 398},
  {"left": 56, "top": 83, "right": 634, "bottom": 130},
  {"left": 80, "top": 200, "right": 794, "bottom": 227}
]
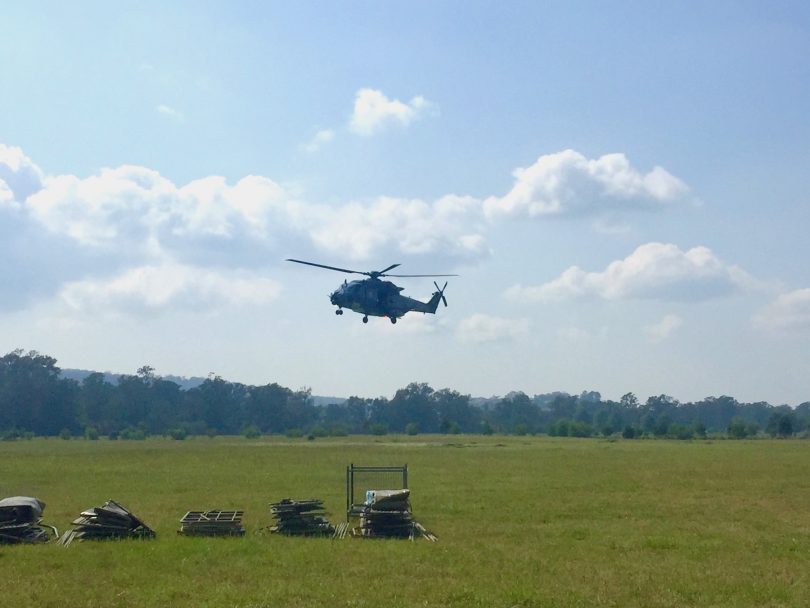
[{"left": 1, "top": 1, "right": 810, "bottom": 404}]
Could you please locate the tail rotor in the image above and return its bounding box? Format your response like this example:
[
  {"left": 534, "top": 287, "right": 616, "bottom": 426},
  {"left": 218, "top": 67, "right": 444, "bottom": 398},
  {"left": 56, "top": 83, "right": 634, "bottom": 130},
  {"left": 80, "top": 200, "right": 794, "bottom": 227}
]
[{"left": 434, "top": 281, "right": 448, "bottom": 307}]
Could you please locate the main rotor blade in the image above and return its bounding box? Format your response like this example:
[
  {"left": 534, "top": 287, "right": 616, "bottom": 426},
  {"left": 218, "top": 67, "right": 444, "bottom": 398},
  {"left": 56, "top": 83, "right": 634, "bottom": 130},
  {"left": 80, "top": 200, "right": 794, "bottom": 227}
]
[
  {"left": 285, "top": 259, "right": 364, "bottom": 275},
  {"left": 376, "top": 263, "right": 401, "bottom": 275},
  {"left": 384, "top": 273, "right": 459, "bottom": 278}
]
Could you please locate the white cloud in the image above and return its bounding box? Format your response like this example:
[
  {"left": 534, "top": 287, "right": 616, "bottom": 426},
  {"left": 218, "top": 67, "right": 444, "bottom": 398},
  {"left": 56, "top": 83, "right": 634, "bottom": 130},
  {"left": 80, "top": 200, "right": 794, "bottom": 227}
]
[
  {"left": 644, "top": 314, "right": 684, "bottom": 343},
  {"left": 753, "top": 288, "right": 810, "bottom": 332},
  {"left": 456, "top": 313, "right": 529, "bottom": 343},
  {"left": 484, "top": 150, "right": 688, "bottom": 219},
  {"left": 349, "top": 88, "right": 435, "bottom": 136},
  {"left": 156, "top": 104, "right": 184, "bottom": 121},
  {"left": 60, "top": 263, "right": 282, "bottom": 316},
  {"left": 300, "top": 129, "right": 335, "bottom": 153},
  {"left": 0, "top": 143, "right": 44, "bottom": 202},
  {"left": 506, "top": 243, "right": 753, "bottom": 302}
]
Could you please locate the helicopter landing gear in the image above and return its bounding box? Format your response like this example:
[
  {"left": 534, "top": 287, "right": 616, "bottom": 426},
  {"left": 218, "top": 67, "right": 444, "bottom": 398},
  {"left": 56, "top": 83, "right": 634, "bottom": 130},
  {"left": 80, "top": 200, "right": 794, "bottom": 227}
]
[
  {"left": 335, "top": 309, "right": 343, "bottom": 315},
  {"left": 390, "top": 317, "right": 397, "bottom": 324},
  {"left": 362, "top": 316, "right": 369, "bottom": 324}
]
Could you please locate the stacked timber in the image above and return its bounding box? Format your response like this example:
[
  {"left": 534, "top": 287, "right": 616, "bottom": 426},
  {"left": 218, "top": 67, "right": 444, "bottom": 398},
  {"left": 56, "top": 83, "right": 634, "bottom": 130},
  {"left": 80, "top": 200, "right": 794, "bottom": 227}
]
[
  {"left": 178, "top": 510, "right": 245, "bottom": 536},
  {"left": 269, "top": 498, "right": 334, "bottom": 536},
  {"left": 58, "top": 500, "right": 154, "bottom": 546},
  {"left": 0, "top": 496, "right": 57, "bottom": 544}
]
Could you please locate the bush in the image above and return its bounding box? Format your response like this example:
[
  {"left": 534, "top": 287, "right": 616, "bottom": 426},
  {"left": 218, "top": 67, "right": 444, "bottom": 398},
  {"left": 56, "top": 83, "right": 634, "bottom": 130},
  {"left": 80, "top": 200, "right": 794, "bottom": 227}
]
[
  {"left": 108, "top": 430, "right": 119, "bottom": 440},
  {"left": 84, "top": 427, "right": 99, "bottom": 441},
  {"left": 309, "top": 426, "right": 329, "bottom": 438},
  {"left": 481, "top": 421, "right": 494, "bottom": 436},
  {"left": 206, "top": 427, "right": 218, "bottom": 439},
  {"left": 59, "top": 428, "right": 72, "bottom": 440},
  {"left": 120, "top": 427, "right": 146, "bottom": 440},
  {"left": 169, "top": 428, "right": 188, "bottom": 440},
  {"left": 513, "top": 423, "right": 528, "bottom": 436},
  {"left": 243, "top": 425, "right": 261, "bottom": 439},
  {"left": 569, "top": 421, "right": 592, "bottom": 438},
  {"left": 329, "top": 426, "right": 348, "bottom": 437},
  {"left": 285, "top": 428, "right": 303, "bottom": 438},
  {"left": 667, "top": 423, "right": 694, "bottom": 440},
  {"left": 370, "top": 424, "right": 388, "bottom": 436},
  {"left": 622, "top": 425, "right": 637, "bottom": 439},
  {"left": 405, "top": 423, "right": 419, "bottom": 436}
]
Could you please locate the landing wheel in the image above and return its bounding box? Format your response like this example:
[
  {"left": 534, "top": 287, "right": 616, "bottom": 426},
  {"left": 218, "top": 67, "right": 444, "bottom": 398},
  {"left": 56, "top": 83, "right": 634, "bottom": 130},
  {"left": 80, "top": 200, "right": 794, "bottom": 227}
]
[
  {"left": 390, "top": 317, "right": 397, "bottom": 324},
  {"left": 362, "top": 316, "right": 369, "bottom": 324},
  {"left": 335, "top": 309, "right": 343, "bottom": 315}
]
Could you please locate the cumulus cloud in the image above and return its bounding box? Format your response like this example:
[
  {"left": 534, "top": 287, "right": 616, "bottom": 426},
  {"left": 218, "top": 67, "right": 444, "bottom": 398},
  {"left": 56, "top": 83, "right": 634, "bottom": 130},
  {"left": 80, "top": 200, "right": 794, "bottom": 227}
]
[
  {"left": 0, "top": 142, "right": 694, "bottom": 316},
  {"left": 644, "top": 314, "right": 684, "bottom": 343},
  {"left": 506, "top": 243, "right": 753, "bottom": 302},
  {"left": 753, "top": 288, "right": 810, "bottom": 332},
  {"left": 300, "top": 129, "right": 335, "bottom": 153},
  {"left": 484, "top": 150, "right": 688, "bottom": 219},
  {"left": 60, "top": 263, "right": 282, "bottom": 315},
  {"left": 349, "top": 88, "right": 435, "bottom": 136},
  {"left": 456, "top": 314, "right": 529, "bottom": 343}
]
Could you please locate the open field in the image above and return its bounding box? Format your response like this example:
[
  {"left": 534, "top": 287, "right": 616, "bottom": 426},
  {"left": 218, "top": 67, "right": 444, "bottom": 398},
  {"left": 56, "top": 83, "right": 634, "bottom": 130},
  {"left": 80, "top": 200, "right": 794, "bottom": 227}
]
[{"left": 2, "top": 436, "right": 810, "bottom": 607}]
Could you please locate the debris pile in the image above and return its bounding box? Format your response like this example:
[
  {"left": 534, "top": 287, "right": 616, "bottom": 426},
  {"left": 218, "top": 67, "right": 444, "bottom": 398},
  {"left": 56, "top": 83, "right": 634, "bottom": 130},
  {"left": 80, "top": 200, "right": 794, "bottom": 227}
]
[
  {"left": 269, "top": 498, "right": 334, "bottom": 536},
  {"left": 178, "top": 510, "right": 245, "bottom": 537},
  {"left": 58, "top": 500, "right": 155, "bottom": 546},
  {"left": 0, "top": 496, "right": 57, "bottom": 544}
]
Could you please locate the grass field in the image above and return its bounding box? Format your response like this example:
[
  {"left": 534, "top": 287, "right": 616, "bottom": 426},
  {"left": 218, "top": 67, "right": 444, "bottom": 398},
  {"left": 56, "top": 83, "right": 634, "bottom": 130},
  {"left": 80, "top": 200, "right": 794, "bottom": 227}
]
[{"left": 2, "top": 435, "right": 810, "bottom": 607}]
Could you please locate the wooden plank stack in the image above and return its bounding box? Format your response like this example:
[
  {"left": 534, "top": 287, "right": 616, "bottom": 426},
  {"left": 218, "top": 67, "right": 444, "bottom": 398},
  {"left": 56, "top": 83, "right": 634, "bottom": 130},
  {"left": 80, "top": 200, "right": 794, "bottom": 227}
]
[
  {"left": 58, "top": 500, "right": 154, "bottom": 546},
  {"left": 0, "top": 496, "right": 57, "bottom": 544},
  {"left": 269, "top": 498, "right": 334, "bottom": 536},
  {"left": 178, "top": 510, "right": 245, "bottom": 536}
]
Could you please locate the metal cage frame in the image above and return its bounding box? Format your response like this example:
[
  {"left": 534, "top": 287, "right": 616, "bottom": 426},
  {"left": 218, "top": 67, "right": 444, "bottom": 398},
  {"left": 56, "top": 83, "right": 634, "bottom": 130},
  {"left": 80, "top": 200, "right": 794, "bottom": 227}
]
[{"left": 346, "top": 463, "right": 408, "bottom": 521}]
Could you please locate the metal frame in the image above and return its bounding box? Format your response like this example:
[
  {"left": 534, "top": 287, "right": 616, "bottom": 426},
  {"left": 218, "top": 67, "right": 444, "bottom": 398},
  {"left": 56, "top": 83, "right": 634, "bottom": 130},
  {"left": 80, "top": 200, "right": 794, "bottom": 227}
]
[{"left": 346, "top": 463, "right": 408, "bottom": 521}]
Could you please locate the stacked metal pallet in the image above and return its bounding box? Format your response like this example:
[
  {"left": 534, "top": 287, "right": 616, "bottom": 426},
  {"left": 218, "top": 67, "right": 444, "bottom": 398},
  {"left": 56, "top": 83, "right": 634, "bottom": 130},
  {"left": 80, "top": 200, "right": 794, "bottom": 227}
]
[
  {"left": 0, "top": 496, "right": 58, "bottom": 544},
  {"left": 178, "top": 510, "right": 245, "bottom": 536},
  {"left": 58, "top": 500, "right": 154, "bottom": 546},
  {"left": 269, "top": 498, "right": 334, "bottom": 536}
]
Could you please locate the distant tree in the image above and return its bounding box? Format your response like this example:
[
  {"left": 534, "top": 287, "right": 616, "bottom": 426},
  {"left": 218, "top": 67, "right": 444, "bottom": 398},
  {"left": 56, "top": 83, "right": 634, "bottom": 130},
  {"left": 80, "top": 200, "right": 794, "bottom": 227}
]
[
  {"left": 727, "top": 417, "right": 748, "bottom": 439},
  {"left": 405, "top": 422, "right": 419, "bottom": 436}
]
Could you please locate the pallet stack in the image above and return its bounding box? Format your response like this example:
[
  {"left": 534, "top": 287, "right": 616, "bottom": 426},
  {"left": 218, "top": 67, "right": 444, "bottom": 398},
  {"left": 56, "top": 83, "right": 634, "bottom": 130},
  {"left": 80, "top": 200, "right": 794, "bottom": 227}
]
[
  {"left": 358, "top": 489, "right": 414, "bottom": 539},
  {"left": 269, "top": 498, "right": 334, "bottom": 536},
  {"left": 0, "top": 496, "right": 57, "bottom": 544},
  {"left": 178, "top": 510, "right": 246, "bottom": 536},
  {"left": 58, "top": 500, "right": 154, "bottom": 546}
]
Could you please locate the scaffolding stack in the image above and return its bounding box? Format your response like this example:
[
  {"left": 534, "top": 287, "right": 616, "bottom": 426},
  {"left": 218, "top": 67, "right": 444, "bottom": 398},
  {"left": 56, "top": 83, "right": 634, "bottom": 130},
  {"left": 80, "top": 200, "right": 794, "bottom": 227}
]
[
  {"left": 269, "top": 498, "right": 334, "bottom": 536},
  {"left": 58, "top": 500, "right": 154, "bottom": 546},
  {"left": 178, "top": 510, "right": 246, "bottom": 537}
]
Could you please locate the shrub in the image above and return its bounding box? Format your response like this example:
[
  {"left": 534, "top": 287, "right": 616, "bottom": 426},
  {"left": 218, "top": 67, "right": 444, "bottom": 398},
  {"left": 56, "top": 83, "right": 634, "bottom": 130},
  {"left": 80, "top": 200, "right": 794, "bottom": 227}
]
[
  {"left": 622, "top": 425, "right": 637, "bottom": 439},
  {"left": 481, "top": 421, "right": 494, "bottom": 436},
  {"left": 309, "top": 426, "right": 329, "bottom": 438},
  {"left": 120, "top": 427, "right": 146, "bottom": 440},
  {"left": 329, "top": 426, "right": 348, "bottom": 437},
  {"left": 169, "top": 428, "right": 188, "bottom": 440},
  {"left": 84, "top": 427, "right": 99, "bottom": 441},
  {"left": 513, "top": 423, "right": 528, "bottom": 436},
  {"left": 370, "top": 424, "right": 388, "bottom": 436},
  {"left": 59, "top": 428, "right": 72, "bottom": 440},
  {"left": 285, "top": 428, "right": 303, "bottom": 438},
  {"left": 243, "top": 425, "right": 261, "bottom": 439},
  {"left": 405, "top": 423, "right": 419, "bottom": 436}
]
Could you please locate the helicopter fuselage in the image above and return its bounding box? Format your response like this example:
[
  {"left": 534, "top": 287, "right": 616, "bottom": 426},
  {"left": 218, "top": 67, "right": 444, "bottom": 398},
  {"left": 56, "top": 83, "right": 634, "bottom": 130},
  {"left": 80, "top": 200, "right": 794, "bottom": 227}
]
[{"left": 329, "top": 278, "right": 439, "bottom": 321}]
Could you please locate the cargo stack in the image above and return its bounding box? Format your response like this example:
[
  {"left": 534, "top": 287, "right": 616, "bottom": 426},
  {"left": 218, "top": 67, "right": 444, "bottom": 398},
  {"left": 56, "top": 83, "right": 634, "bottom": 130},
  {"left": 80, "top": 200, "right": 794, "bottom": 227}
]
[
  {"left": 269, "top": 498, "right": 334, "bottom": 536},
  {"left": 178, "top": 510, "right": 245, "bottom": 536},
  {"left": 58, "top": 500, "right": 155, "bottom": 546},
  {"left": 0, "top": 496, "right": 57, "bottom": 544}
]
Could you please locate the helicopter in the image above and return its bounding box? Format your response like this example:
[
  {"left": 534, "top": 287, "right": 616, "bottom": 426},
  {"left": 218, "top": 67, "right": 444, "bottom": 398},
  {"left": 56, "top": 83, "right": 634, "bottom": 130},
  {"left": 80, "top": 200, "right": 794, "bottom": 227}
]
[{"left": 286, "top": 258, "right": 457, "bottom": 324}]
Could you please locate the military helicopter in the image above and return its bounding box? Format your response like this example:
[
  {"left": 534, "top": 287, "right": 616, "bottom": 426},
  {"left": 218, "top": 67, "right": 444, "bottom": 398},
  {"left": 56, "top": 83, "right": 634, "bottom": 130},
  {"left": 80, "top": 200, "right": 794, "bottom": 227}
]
[{"left": 286, "top": 258, "right": 457, "bottom": 324}]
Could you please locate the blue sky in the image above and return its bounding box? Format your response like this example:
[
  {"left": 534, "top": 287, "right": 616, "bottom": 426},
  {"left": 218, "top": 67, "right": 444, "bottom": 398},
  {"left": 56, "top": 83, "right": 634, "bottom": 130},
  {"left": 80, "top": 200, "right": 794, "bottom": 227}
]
[{"left": 1, "top": 2, "right": 809, "bottom": 403}]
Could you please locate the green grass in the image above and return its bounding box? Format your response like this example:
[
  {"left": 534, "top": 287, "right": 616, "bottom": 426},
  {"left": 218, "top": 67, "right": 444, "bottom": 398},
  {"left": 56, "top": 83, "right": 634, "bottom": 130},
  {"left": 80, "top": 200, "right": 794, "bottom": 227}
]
[{"left": 2, "top": 436, "right": 810, "bottom": 607}]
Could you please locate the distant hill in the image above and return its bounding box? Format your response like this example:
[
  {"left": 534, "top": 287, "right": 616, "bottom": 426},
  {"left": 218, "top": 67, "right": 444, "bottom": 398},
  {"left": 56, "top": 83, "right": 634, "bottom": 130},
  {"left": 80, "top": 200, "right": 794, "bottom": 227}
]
[{"left": 60, "top": 368, "right": 207, "bottom": 391}]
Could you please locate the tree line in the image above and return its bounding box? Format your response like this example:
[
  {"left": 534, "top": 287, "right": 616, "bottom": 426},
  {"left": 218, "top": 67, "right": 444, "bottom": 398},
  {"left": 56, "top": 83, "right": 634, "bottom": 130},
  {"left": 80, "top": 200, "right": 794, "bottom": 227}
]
[{"left": 1, "top": 349, "right": 808, "bottom": 440}]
